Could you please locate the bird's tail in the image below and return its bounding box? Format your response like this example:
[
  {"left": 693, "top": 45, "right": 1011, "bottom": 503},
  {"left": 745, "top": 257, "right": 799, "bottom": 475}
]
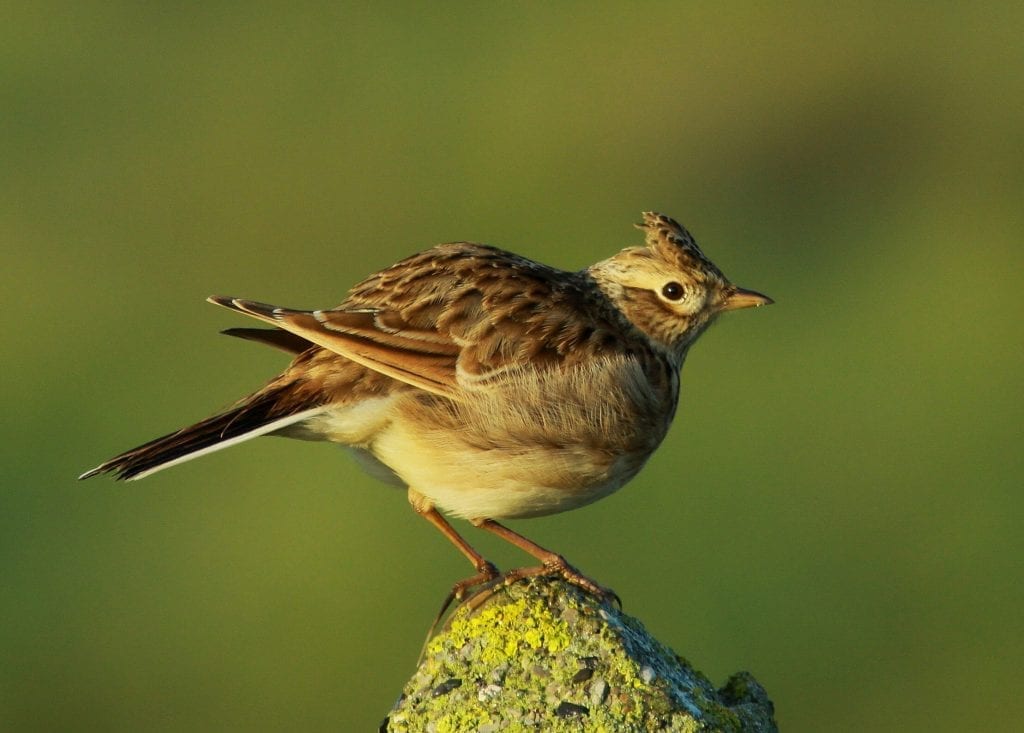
[{"left": 79, "top": 387, "right": 324, "bottom": 481}]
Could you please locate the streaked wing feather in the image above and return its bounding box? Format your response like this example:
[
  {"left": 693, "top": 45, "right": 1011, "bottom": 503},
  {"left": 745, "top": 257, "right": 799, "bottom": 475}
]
[
  {"left": 209, "top": 243, "right": 640, "bottom": 398},
  {"left": 208, "top": 296, "right": 459, "bottom": 397}
]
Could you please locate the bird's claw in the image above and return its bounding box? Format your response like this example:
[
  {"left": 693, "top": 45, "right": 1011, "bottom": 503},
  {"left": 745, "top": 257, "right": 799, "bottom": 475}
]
[{"left": 502, "top": 556, "right": 621, "bottom": 608}]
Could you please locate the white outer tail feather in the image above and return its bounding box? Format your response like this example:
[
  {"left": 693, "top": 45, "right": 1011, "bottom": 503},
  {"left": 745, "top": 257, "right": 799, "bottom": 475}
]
[{"left": 82, "top": 408, "right": 325, "bottom": 481}]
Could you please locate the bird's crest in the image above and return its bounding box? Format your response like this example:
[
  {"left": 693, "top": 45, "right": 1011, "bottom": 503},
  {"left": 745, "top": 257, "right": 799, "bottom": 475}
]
[{"left": 635, "top": 211, "right": 724, "bottom": 280}]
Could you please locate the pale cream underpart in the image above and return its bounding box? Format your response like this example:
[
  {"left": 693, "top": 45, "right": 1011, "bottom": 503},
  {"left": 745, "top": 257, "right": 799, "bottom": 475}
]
[{"left": 285, "top": 355, "right": 673, "bottom": 521}]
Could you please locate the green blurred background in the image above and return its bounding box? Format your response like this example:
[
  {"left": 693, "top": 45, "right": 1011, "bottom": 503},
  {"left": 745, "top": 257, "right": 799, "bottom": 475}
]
[{"left": 3, "top": 3, "right": 1022, "bottom": 731}]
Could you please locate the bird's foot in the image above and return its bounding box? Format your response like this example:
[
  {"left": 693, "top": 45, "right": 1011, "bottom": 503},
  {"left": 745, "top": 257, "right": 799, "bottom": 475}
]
[
  {"left": 419, "top": 560, "right": 502, "bottom": 662},
  {"left": 435, "top": 560, "right": 501, "bottom": 622},
  {"left": 451, "top": 560, "right": 501, "bottom": 602},
  {"left": 501, "top": 556, "right": 621, "bottom": 608}
]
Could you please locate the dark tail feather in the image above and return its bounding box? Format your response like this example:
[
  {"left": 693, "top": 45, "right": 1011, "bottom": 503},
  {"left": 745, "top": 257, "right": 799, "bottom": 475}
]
[
  {"left": 221, "top": 327, "right": 314, "bottom": 355},
  {"left": 79, "top": 388, "right": 323, "bottom": 481}
]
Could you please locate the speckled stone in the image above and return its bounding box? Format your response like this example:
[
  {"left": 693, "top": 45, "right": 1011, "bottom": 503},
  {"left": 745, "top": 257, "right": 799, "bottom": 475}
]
[{"left": 382, "top": 577, "right": 776, "bottom": 732}]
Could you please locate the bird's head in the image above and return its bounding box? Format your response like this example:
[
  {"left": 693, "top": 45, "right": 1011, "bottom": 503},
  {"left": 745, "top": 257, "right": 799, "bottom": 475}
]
[{"left": 588, "top": 212, "right": 772, "bottom": 360}]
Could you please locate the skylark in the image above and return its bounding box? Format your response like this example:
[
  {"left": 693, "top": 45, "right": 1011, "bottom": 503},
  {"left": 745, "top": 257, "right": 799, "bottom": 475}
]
[{"left": 81, "top": 212, "right": 771, "bottom": 598}]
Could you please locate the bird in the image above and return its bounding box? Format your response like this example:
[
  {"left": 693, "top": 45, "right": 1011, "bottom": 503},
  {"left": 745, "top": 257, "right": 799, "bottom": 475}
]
[{"left": 80, "top": 212, "right": 772, "bottom": 600}]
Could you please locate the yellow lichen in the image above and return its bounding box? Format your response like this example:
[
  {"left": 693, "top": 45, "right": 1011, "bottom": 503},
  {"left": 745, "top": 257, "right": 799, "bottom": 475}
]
[
  {"left": 441, "top": 591, "right": 572, "bottom": 664},
  {"left": 389, "top": 580, "right": 768, "bottom": 732}
]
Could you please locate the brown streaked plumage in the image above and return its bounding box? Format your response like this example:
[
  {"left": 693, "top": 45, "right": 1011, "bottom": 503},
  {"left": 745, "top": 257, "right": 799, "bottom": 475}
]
[{"left": 81, "top": 212, "right": 772, "bottom": 599}]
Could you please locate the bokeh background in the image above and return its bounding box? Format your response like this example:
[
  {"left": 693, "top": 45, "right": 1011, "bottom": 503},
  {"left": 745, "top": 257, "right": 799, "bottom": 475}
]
[{"left": 3, "top": 4, "right": 1022, "bottom": 731}]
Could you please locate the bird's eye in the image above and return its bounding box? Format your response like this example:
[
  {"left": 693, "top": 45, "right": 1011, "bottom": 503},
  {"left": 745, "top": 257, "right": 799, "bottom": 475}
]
[{"left": 661, "top": 281, "right": 685, "bottom": 301}]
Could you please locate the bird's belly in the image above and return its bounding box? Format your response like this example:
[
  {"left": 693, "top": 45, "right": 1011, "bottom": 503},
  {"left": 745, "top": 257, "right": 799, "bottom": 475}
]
[
  {"left": 329, "top": 413, "right": 650, "bottom": 518},
  {"left": 376, "top": 433, "right": 644, "bottom": 519},
  {"left": 368, "top": 403, "right": 656, "bottom": 520}
]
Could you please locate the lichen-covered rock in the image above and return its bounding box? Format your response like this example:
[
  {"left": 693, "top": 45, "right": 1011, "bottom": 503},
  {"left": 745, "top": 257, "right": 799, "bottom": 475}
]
[{"left": 383, "top": 577, "right": 776, "bottom": 732}]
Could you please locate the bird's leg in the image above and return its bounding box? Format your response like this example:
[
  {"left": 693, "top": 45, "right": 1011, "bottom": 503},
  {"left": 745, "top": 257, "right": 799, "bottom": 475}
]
[
  {"left": 409, "top": 491, "right": 500, "bottom": 600},
  {"left": 409, "top": 493, "right": 503, "bottom": 658},
  {"left": 473, "top": 518, "right": 620, "bottom": 606}
]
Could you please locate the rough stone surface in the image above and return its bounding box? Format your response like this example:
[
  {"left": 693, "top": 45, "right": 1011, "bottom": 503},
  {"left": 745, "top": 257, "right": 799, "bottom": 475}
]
[{"left": 382, "top": 577, "right": 777, "bottom": 732}]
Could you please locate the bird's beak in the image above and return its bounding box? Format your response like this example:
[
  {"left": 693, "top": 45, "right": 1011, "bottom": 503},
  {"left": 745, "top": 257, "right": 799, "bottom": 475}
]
[{"left": 721, "top": 286, "right": 774, "bottom": 311}]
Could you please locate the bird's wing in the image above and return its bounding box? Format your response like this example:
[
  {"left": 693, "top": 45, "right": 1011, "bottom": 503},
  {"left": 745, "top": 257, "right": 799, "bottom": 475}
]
[{"left": 209, "top": 243, "right": 634, "bottom": 399}]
